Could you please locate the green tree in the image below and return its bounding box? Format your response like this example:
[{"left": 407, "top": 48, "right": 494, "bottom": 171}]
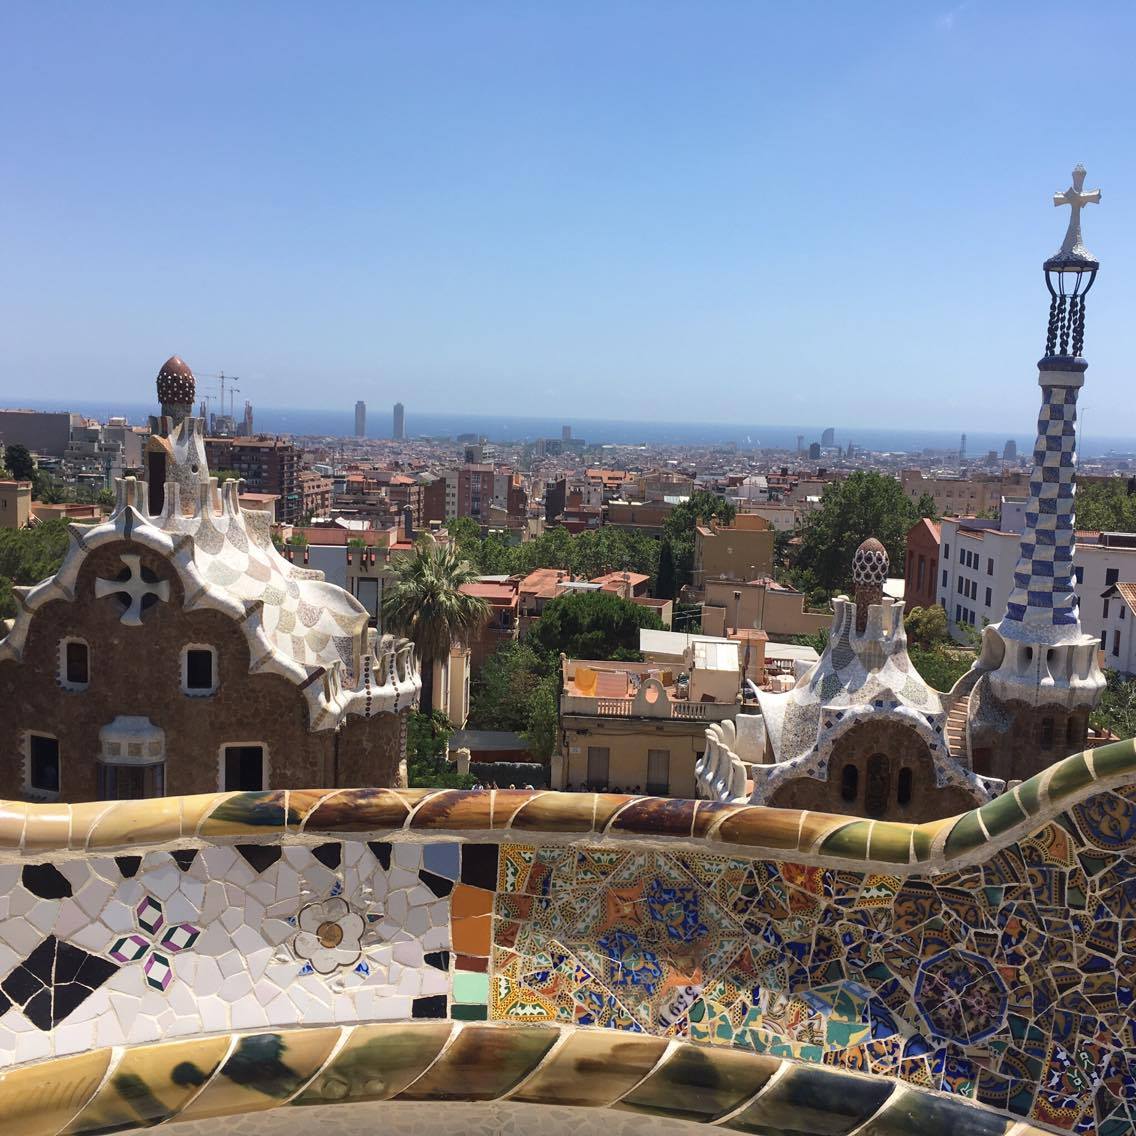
[
  {"left": 916, "top": 492, "right": 940, "bottom": 521},
  {"left": 904, "top": 604, "right": 949, "bottom": 648},
  {"left": 0, "top": 518, "right": 73, "bottom": 619},
  {"left": 382, "top": 540, "right": 489, "bottom": 708},
  {"left": 3, "top": 444, "right": 35, "bottom": 481},
  {"left": 523, "top": 672, "right": 561, "bottom": 760},
  {"left": 908, "top": 644, "right": 974, "bottom": 692},
  {"left": 663, "top": 489, "right": 736, "bottom": 590},
  {"left": 533, "top": 590, "right": 662, "bottom": 661},
  {"left": 1091, "top": 670, "right": 1136, "bottom": 740},
  {"left": 655, "top": 538, "right": 676, "bottom": 600},
  {"left": 446, "top": 516, "right": 482, "bottom": 549},
  {"left": 1076, "top": 481, "right": 1136, "bottom": 534},
  {"left": 793, "top": 472, "right": 917, "bottom": 596},
  {"left": 405, "top": 710, "right": 474, "bottom": 788},
  {"left": 469, "top": 641, "right": 545, "bottom": 732}
]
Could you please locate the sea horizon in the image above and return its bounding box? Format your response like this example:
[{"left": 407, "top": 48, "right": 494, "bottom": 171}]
[{"left": 2, "top": 396, "right": 1133, "bottom": 460}]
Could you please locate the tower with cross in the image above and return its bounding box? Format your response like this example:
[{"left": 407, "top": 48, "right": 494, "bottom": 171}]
[{"left": 963, "top": 167, "right": 1106, "bottom": 784}]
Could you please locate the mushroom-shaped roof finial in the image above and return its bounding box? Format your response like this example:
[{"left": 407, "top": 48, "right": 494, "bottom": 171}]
[{"left": 156, "top": 355, "right": 195, "bottom": 408}]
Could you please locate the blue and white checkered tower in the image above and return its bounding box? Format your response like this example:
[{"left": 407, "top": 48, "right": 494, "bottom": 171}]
[{"left": 964, "top": 167, "right": 1105, "bottom": 780}]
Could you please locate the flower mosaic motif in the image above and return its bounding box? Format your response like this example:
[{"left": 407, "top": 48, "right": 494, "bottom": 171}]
[
  {"left": 290, "top": 894, "right": 381, "bottom": 977},
  {"left": 109, "top": 895, "right": 199, "bottom": 991}
]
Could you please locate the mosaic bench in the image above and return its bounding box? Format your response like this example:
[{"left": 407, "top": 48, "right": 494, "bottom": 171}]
[{"left": 3, "top": 738, "right": 1136, "bottom": 1136}]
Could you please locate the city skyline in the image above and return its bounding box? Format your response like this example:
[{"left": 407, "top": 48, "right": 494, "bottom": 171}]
[{"left": 3, "top": 4, "right": 1136, "bottom": 434}]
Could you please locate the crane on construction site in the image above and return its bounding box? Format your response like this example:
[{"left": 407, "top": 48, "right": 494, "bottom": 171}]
[{"left": 195, "top": 372, "right": 242, "bottom": 420}]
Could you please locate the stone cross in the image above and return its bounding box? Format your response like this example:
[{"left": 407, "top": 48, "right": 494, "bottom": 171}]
[
  {"left": 1053, "top": 164, "right": 1101, "bottom": 259},
  {"left": 95, "top": 553, "right": 170, "bottom": 627}
]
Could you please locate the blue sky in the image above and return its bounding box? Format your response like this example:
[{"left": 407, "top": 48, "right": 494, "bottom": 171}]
[{"left": 2, "top": 2, "right": 1134, "bottom": 436}]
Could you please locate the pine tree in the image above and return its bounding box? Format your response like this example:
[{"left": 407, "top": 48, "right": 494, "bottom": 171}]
[{"left": 656, "top": 538, "right": 676, "bottom": 600}]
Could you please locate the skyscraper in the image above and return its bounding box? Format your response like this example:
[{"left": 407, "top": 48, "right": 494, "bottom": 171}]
[
  {"left": 562, "top": 424, "right": 571, "bottom": 442},
  {"left": 354, "top": 401, "right": 366, "bottom": 438},
  {"left": 393, "top": 402, "right": 405, "bottom": 440},
  {"left": 1003, "top": 439, "right": 1018, "bottom": 463},
  {"left": 821, "top": 427, "right": 834, "bottom": 447}
]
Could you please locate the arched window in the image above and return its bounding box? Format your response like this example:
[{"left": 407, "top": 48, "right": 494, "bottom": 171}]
[
  {"left": 897, "top": 767, "right": 913, "bottom": 807},
  {"left": 841, "top": 764, "right": 859, "bottom": 802}
]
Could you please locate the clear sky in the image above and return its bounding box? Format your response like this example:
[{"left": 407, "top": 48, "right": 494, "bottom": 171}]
[{"left": 2, "top": 1, "right": 1134, "bottom": 436}]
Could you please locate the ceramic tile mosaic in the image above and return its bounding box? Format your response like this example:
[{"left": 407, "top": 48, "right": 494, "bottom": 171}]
[{"left": 4, "top": 746, "right": 1136, "bottom": 1135}]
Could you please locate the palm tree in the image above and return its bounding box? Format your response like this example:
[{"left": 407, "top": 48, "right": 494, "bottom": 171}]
[{"left": 382, "top": 539, "right": 489, "bottom": 711}]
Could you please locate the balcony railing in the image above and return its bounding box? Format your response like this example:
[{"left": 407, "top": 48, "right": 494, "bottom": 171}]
[{"left": 562, "top": 693, "right": 736, "bottom": 722}]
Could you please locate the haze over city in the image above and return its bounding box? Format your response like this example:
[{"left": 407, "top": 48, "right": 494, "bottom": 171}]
[{"left": 3, "top": 1, "right": 1136, "bottom": 437}]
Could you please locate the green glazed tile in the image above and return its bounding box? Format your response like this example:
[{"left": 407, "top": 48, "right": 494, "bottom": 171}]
[
  {"left": 1090, "top": 738, "right": 1136, "bottom": 778},
  {"left": 453, "top": 970, "right": 489, "bottom": 1004},
  {"left": 853, "top": 1085, "right": 1011, "bottom": 1135},
  {"left": 199, "top": 791, "right": 290, "bottom": 835},
  {"left": 868, "top": 822, "right": 913, "bottom": 864},
  {"left": 1016, "top": 773, "right": 1042, "bottom": 815},
  {"left": 977, "top": 791, "right": 1028, "bottom": 837},
  {"left": 1046, "top": 753, "right": 1093, "bottom": 801},
  {"left": 452, "top": 1004, "right": 489, "bottom": 1021},
  {"left": 818, "top": 821, "right": 871, "bottom": 860},
  {"left": 615, "top": 1043, "right": 779, "bottom": 1121},
  {"left": 943, "top": 809, "right": 987, "bottom": 859},
  {"left": 722, "top": 1063, "right": 894, "bottom": 1135}
]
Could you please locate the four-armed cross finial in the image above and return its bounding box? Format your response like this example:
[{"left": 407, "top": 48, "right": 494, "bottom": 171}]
[{"left": 1053, "top": 164, "right": 1101, "bottom": 260}]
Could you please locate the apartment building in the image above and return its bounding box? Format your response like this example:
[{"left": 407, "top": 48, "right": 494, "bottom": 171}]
[
  {"left": 903, "top": 518, "right": 941, "bottom": 612},
  {"left": 900, "top": 469, "right": 1028, "bottom": 518},
  {"left": 937, "top": 518, "right": 1136, "bottom": 646},
  {"left": 692, "top": 513, "right": 775, "bottom": 588},
  {"left": 205, "top": 437, "right": 301, "bottom": 523}
]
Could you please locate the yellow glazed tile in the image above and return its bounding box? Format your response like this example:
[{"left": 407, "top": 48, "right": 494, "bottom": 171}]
[
  {"left": 22, "top": 804, "right": 71, "bottom": 854},
  {"left": 0, "top": 800, "right": 28, "bottom": 849},
  {"left": 88, "top": 797, "right": 181, "bottom": 850},
  {"left": 67, "top": 801, "right": 117, "bottom": 851},
  {"left": 180, "top": 792, "right": 233, "bottom": 838},
  {"left": 64, "top": 1036, "right": 230, "bottom": 1133},
  {"left": 0, "top": 1048, "right": 112, "bottom": 1136},
  {"left": 177, "top": 1028, "right": 340, "bottom": 1121}
]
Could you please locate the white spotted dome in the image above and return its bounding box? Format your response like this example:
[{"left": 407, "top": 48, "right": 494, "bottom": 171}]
[
  {"left": 852, "top": 537, "right": 889, "bottom": 588},
  {"left": 156, "top": 355, "right": 195, "bottom": 407}
]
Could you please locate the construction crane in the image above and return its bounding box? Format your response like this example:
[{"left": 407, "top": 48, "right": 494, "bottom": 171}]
[{"left": 196, "top": 372, "right": 242, "bottom": 420}]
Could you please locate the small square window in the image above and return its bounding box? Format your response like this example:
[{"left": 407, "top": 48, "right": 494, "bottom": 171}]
[
  {"left": 184, "top": 647, "right": 216, "bottom": 693},
  {"left": 1107, "top": 568, "right": 1120, "bottom": 587}
]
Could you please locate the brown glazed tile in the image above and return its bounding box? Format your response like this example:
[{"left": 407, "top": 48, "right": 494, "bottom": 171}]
[
  {"left": 64, "top": 1036, "right": 230, "bottom": 1133},
  {"left": 22, "top": 803, "right": 71, "bottom": 854},
  {"left": 0, "top": 800, "right": 28, "bottom": 849},
  {"left": 592, "top": 793, "right": 638, "bottom": 832},
  {"left": 0, "top": 1047, "right": 112, "bottom": 1136},
  {"left": 491, "top": 790, "right": 540, "bottom": 828},
  {"left": 455, "top": 954, "right": 489, "bottom": 973},
  {"left": 409, "top": 789, "right": 494, "bottom": 830},
  {"left": 714, "top": 806, "right": 802, "bottom": 852},
  {"left": 88, "top": 798, "right": 182, "bottom": 850},
  {"left": 395, "top": 1024, "right": 559, "bottom": 1101},
  {"left": 511, "top": 1031, "right": 668, "bottom": 1107},
  {"left": 610, "top": 797, "right": 698, "bottom": 839},
  {"left": 177, "top": 1027, "right": 341, "bottom": 1120},
  {"left": 508, "top": 792, "right": 598, "bottom": 833},
  {"left": 615, "top": 1042, "right": 780, "bottom": 1121},
  {"left": 302, "top": 789, "right": 411, "bottom": 833},
  {"left": 285, "top": 790, "right": 340, "bottom": 829},
  {"left": 690, "top": 800, "right": 745, "bottom": 839},
  {"left": 293, "top": 1022, "right": 453, "bottom": 1106}
]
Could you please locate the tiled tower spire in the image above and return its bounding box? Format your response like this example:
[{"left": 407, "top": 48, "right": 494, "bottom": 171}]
[
  {"left": 962, "top": 167, "right": 1105, "bottom": 783},
  {"left": 1002, "top": 165, "right": 1099, "bottom": 643}
]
